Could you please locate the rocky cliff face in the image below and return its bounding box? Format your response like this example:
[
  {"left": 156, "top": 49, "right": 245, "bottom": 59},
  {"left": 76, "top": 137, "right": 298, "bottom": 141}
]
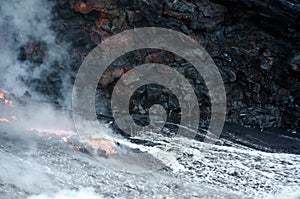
[{"left": 19, "top": 0, "right": 300, "bottom": 133}]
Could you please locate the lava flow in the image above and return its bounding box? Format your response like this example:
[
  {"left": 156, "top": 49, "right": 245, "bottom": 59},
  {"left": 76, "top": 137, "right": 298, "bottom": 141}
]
[
  {"left": 0, "top": 91, "right": 16, "bottom": 123},
  {"left": 0, "top": 118, "right": 9, "bottom": 123},
  {"left": 26, "top": 128, "right": 117, "bottom": 156},
  {"left": 0, "top": 90, "right": 117, "bottom": 157},
  {"left": 86, "top": 139, "right": 117, "bottom": 156},
  {"left": 27, "top": 128, "right": 88, "bottom": 152}
]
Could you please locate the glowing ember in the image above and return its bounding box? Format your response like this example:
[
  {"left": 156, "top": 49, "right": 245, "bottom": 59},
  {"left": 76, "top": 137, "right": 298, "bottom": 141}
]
[
  {"left": 0, "top": 89, "right": 117, "bottom": 156},
  {"left": 0, "top": 118, "right": 9, "bottom": 123},
  {"left": 26, "top": 128, "right": 87, "bottom": 152},
  {"left": 4, "top": 99, "right": 14, "bottom": 107},
  {"left": 70, "top": 143, "right": 82, "bottom": 152},
  {"left": 73, "top": 2, "right": 93, "bottom": 14},
  {"left": 86, "top": 139, "right": 117, "bottom": 156},
  {"left": 0, "top": 91, "right": 14, "bottom": 107},
  {"left": 96, "top": 18, "right": 106, "bottom": 28},
  {"left": 61, "top": 135, "right": 73, "bottom": 143},
  {"left": 26, "top": 128, "right": 116, "bottom": 156}
]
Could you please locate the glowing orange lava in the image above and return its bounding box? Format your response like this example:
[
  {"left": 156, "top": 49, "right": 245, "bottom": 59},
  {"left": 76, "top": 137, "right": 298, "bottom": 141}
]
[
  {"left": 73, "top": 2, "right": 93, "bottom": 14},
  {"left": 4, "top": 99, "right": 14, "bottom": 107},
  {"left": 0, "top": 91, "right": 14, "bottom": 108},
  {"left": 86, "top": 139, "right": 117, "bottom": 156},
  {"left": 0, "top": 90, "right": 117, "bottom": 156},
  {"left": 0, "top": 118, "right": 9, "bottom": 123}
]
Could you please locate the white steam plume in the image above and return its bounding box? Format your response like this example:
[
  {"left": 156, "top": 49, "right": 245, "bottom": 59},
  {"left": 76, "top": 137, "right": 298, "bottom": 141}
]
[{"left": 0, "top": 0, "right": 71, "bottom": 103}]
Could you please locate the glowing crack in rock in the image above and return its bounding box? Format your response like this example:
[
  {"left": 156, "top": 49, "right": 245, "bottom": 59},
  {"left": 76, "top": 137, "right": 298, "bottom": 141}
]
[
  {"left": 0, "top": 89, "right": 117, "bottom": 157},
  {"left": 86, "top": 139, "right": 117, "bottom": 156},
  {"left": 0, "top": 118, "right": 9, "bottom": 123}
]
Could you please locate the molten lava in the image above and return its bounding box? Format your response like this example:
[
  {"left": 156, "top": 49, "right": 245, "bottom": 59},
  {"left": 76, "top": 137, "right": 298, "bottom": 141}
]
[
  {"left": 4, "top": 99, "right": 14, "bottom": 107},
  {"left": 0, "top": 90, "right": 117, "bottom": 157},
  {"left": 0, "top": 118, "right": 9, "bottom": 123},
  {"left": 86, "top": 139, "right": 117, "bottom": 156},
  {"left": 73, "top": 2, "right": 93, "bottom": 14},
  {"left": 27, "top": 128, "right": 77, "bottom": 137},
  {"left": 0, "top": 91, "right": 16, "bottom": 123},
  {"left": 26, "top": 128, "right": 117, "bottom": 156}
]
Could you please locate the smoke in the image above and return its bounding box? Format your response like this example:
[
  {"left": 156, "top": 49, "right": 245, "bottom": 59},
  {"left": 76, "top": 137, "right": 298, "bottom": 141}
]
[
  {"left": 28, "top": 189, "right": 102, "bottom": 199},
  {"left": 0, "top": 0, "right": 78, "bottom": 129},
  {"left": 0, "top": 0, "right": 79, "bottom": 193},
  {"left": 266, "top": 187, "right": 300, "bottom": 199},
  {"left": 0, "top": 2, "right": 117, "bottom": 196},
  {"left": 0, "top": 0, "right": 71, "bottom": 103},
  {"left": 0, "top": 150, "right": 54, "bottom": 194},
  {"left": 28, "top": 188, "right": 101, "bottom": 199}
]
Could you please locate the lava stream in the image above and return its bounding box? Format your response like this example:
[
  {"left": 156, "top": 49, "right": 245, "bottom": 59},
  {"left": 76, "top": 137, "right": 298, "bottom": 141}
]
[{"left": 0, "top": 90, "right": 116, "bottom": 157}]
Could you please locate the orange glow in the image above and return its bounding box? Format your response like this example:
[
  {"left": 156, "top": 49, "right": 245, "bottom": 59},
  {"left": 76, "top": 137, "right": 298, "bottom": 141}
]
[
  {"left": 26, "top": 128, "right": 116, "bottom": 155},
  {"left": 61, "top": 135, "right": 73, "bottom": 143},
  {"left": 26, "top": 128, "right": 84, "bottom": 151},
  {"left": 27, "top": 128, "right": 78, "bottom": 145},
  {"left": 73, "top": 2, "right": 93, "bottom": 14},
  {"left": 71, "top": 143, "right": 82, "bottom": 152},
  {"left": 96, "top": 18, "right": 106, "bottom": 29},
  {"left": 86, "top": 139, "right": 117, "bottom": 156},
  {"left": 122, "top": 66, "right": 131, "bottom": 73},
  {"left": 0, "top": 90, "right": 116, "bottom": 156},
  {"left": 4, "top": 99, "right": 13, "bottom": 107},
  {"left": 0, "top": 118, "right": 9, "bottom": 123}
]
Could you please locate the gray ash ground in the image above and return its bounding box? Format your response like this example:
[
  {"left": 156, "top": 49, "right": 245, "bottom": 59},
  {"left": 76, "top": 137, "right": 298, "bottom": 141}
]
[
  {"left": 1, "top": 0, "right": 300, "bottom": 198},
  {"left": 0, "top": 124, "right": 299, "bottom": 199}
]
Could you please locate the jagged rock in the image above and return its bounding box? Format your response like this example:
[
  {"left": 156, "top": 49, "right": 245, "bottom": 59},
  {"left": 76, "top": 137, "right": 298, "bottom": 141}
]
[
  {"left": 18, "top": 41, "right": 47, "bottom": 64},
  {"left": 215, "top": 0, "right": 300, "bottom": 25},
  {"left": 35, "top": 0, "right": 300, "bottom": 133},
  {"left": 290, "top": 54, "right": 300, "bottom": 72},
  {"left": 192, "top": 0, "right": 226, "bottom": 31}
]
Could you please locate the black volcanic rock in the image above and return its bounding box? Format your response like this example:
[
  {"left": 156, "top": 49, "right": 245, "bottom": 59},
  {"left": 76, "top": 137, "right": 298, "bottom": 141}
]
[{"left": 25, "top": 0, "right": 300, "bottom": 133}]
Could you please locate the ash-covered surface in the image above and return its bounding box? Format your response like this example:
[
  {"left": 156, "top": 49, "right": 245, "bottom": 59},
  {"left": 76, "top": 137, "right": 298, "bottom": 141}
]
[
  {"left": 0, "top": 127, "right": 299, "bottom": 199},
  {"left": 1, "top": 0, "right": 300, "bottom": 198}
]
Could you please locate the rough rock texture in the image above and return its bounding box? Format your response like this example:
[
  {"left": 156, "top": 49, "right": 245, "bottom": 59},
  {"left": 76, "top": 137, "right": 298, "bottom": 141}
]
[{"left": 20, "top": 0, "right": 300, "bottom": 133}]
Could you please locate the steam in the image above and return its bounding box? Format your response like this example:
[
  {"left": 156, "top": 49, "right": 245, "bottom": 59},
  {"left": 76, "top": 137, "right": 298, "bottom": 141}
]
[
  {"left": 0, "top": 0, "right": 77, "bottom": 194},
  {"left": 266, "top": 187, "right": 300, "bottom": 199},
  {"left": 28, "top": 188, "right": 101, "bottom": 199},
  {"left": 0, "top": 151, "right": 54, "bottom": 193},
  {"left": 0, "top": 0, "right": 76, "bottom": 133},
  {"left": 0, "top": 0, "right": 71, "bottom": 103},
  {"left": 0, "top": 0, "right": 114, "bottom": 137},
  {"left": 0, "top": 2, "right": 117, "bottom": 196}
]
